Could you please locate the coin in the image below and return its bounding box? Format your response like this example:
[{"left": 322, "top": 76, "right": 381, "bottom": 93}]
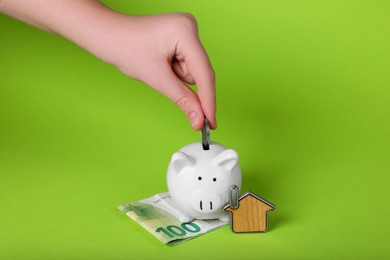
[{"left": 201, "top": 118, "right": 210, "bottom": 150}]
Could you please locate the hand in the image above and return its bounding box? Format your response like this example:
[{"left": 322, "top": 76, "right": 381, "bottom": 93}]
[
  {"left": 88, "top": 13, "right": 216, "bottom": 130},
  {"left": 0, "top": 1, "right": 216, "bottom": 130}
]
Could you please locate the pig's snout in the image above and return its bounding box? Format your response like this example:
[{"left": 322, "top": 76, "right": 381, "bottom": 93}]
[{"left": 190, "top": 192, "right": 223, "bottom": 213}]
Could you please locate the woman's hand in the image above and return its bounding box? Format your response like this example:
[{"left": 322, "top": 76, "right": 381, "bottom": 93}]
[{"left": 0, "top": 1, "right": 216, "bottom": 130}]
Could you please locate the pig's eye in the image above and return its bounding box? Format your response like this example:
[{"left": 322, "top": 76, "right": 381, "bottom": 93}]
[
  {"left": 213, "top": 178, "right": 217, "bottom": 182},
  {"left": 198, "top": 176, "right": 202, "bottom": 181}
]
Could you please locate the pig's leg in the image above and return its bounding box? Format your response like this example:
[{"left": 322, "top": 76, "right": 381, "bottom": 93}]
[
  {"left": 166, "top": 208, "right": 193, "bottom": 223},
  {"left": 219, "top": 212, "right": 230, "bottom": 222},
  {"left": 178, "top": 215, "right": 194, "bottom": 223}
]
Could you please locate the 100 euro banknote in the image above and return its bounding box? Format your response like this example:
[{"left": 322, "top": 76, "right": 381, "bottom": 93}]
[{"left": 118, "top": 192, "right": 228, "bottom": 245}]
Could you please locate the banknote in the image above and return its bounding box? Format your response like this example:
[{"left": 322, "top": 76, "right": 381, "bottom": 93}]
[{"left": 118, "top": 192, "right": 228, "bottom": 245}]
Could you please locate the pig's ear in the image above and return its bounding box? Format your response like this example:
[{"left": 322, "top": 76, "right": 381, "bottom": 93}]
[
  {"left": 213, "top": 149, "right": 239, "bottom": 171},
  {"left": 171, "top": 152, "right": 195, "bottom": 173}
]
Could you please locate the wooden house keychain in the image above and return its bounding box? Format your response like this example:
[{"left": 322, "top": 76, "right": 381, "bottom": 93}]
[{"left": 224, "top": 185, "right": 275, "bottom": 233}]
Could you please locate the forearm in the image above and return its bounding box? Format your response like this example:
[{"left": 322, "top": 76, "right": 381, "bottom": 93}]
[
  {"left": 0, "top": 0, "right": 109, "bottom": 30},
  {"left": 1, "top": 1, "right": 115, "bottom": 47}
]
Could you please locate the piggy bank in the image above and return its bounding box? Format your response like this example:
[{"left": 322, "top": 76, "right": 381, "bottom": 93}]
[{"left": 167, "top": 142, "right": 242, "bottom": 222}]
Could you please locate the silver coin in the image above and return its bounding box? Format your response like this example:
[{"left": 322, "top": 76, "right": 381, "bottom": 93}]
[{"left": 201, "top": 118, "right": 210, "bottom": 150}]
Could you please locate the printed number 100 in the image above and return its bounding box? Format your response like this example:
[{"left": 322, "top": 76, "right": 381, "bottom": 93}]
[{"left": 156, "top": 222, "right": 201, "bottom": 238}]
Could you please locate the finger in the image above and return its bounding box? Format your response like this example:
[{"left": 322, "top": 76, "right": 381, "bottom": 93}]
[
  {"left": 145, "top": 63, "right": 205, "bottom": 130},
  {"left": 172, "top": 59, "right": 195, "bottom": 85},
  {"left": 180, "top": 38, "right": 217, "bottom": 129}
]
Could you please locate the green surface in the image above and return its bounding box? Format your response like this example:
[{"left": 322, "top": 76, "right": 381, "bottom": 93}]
[{"left": 1, "top": 0, "right": 390, "bottom": 258}]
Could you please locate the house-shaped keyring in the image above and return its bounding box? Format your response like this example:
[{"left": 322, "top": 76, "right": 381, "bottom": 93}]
[{"left": 224, "top": 186, "right": 275, "bottom": 233}]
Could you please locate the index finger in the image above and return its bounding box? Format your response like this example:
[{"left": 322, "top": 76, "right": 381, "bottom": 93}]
[{"left": 182, "top": 38, "right": 217, "bottom": 129}]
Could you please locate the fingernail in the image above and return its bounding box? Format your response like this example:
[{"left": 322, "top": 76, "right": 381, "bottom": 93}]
[{"left": 189, "top": 112, "right": 200, "bottom": 127}]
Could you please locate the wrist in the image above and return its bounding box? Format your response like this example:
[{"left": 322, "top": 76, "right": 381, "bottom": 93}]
[
  {"left": 49, "top": 1, "right": 118, "bottom": 44},
  {"left": 46, "top": 1, "right": 129, "bottom": 66}
]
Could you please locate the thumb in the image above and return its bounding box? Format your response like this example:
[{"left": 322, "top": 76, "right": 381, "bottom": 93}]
[
  {"left": 145, "top": 63, "right": 205, "bottom": 130},
  {"left": 176, "top": 94, "right": 204, "bottom": 131}
]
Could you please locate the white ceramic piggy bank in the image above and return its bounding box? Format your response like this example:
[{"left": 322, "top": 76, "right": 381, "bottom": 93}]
[{"left": 167, "top": 142, "right": 242, "bottom": 222}]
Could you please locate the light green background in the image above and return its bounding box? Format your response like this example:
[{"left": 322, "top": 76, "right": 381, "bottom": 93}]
[{"left": 1, "top": 0, "right": 389, "bottom": 259}]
